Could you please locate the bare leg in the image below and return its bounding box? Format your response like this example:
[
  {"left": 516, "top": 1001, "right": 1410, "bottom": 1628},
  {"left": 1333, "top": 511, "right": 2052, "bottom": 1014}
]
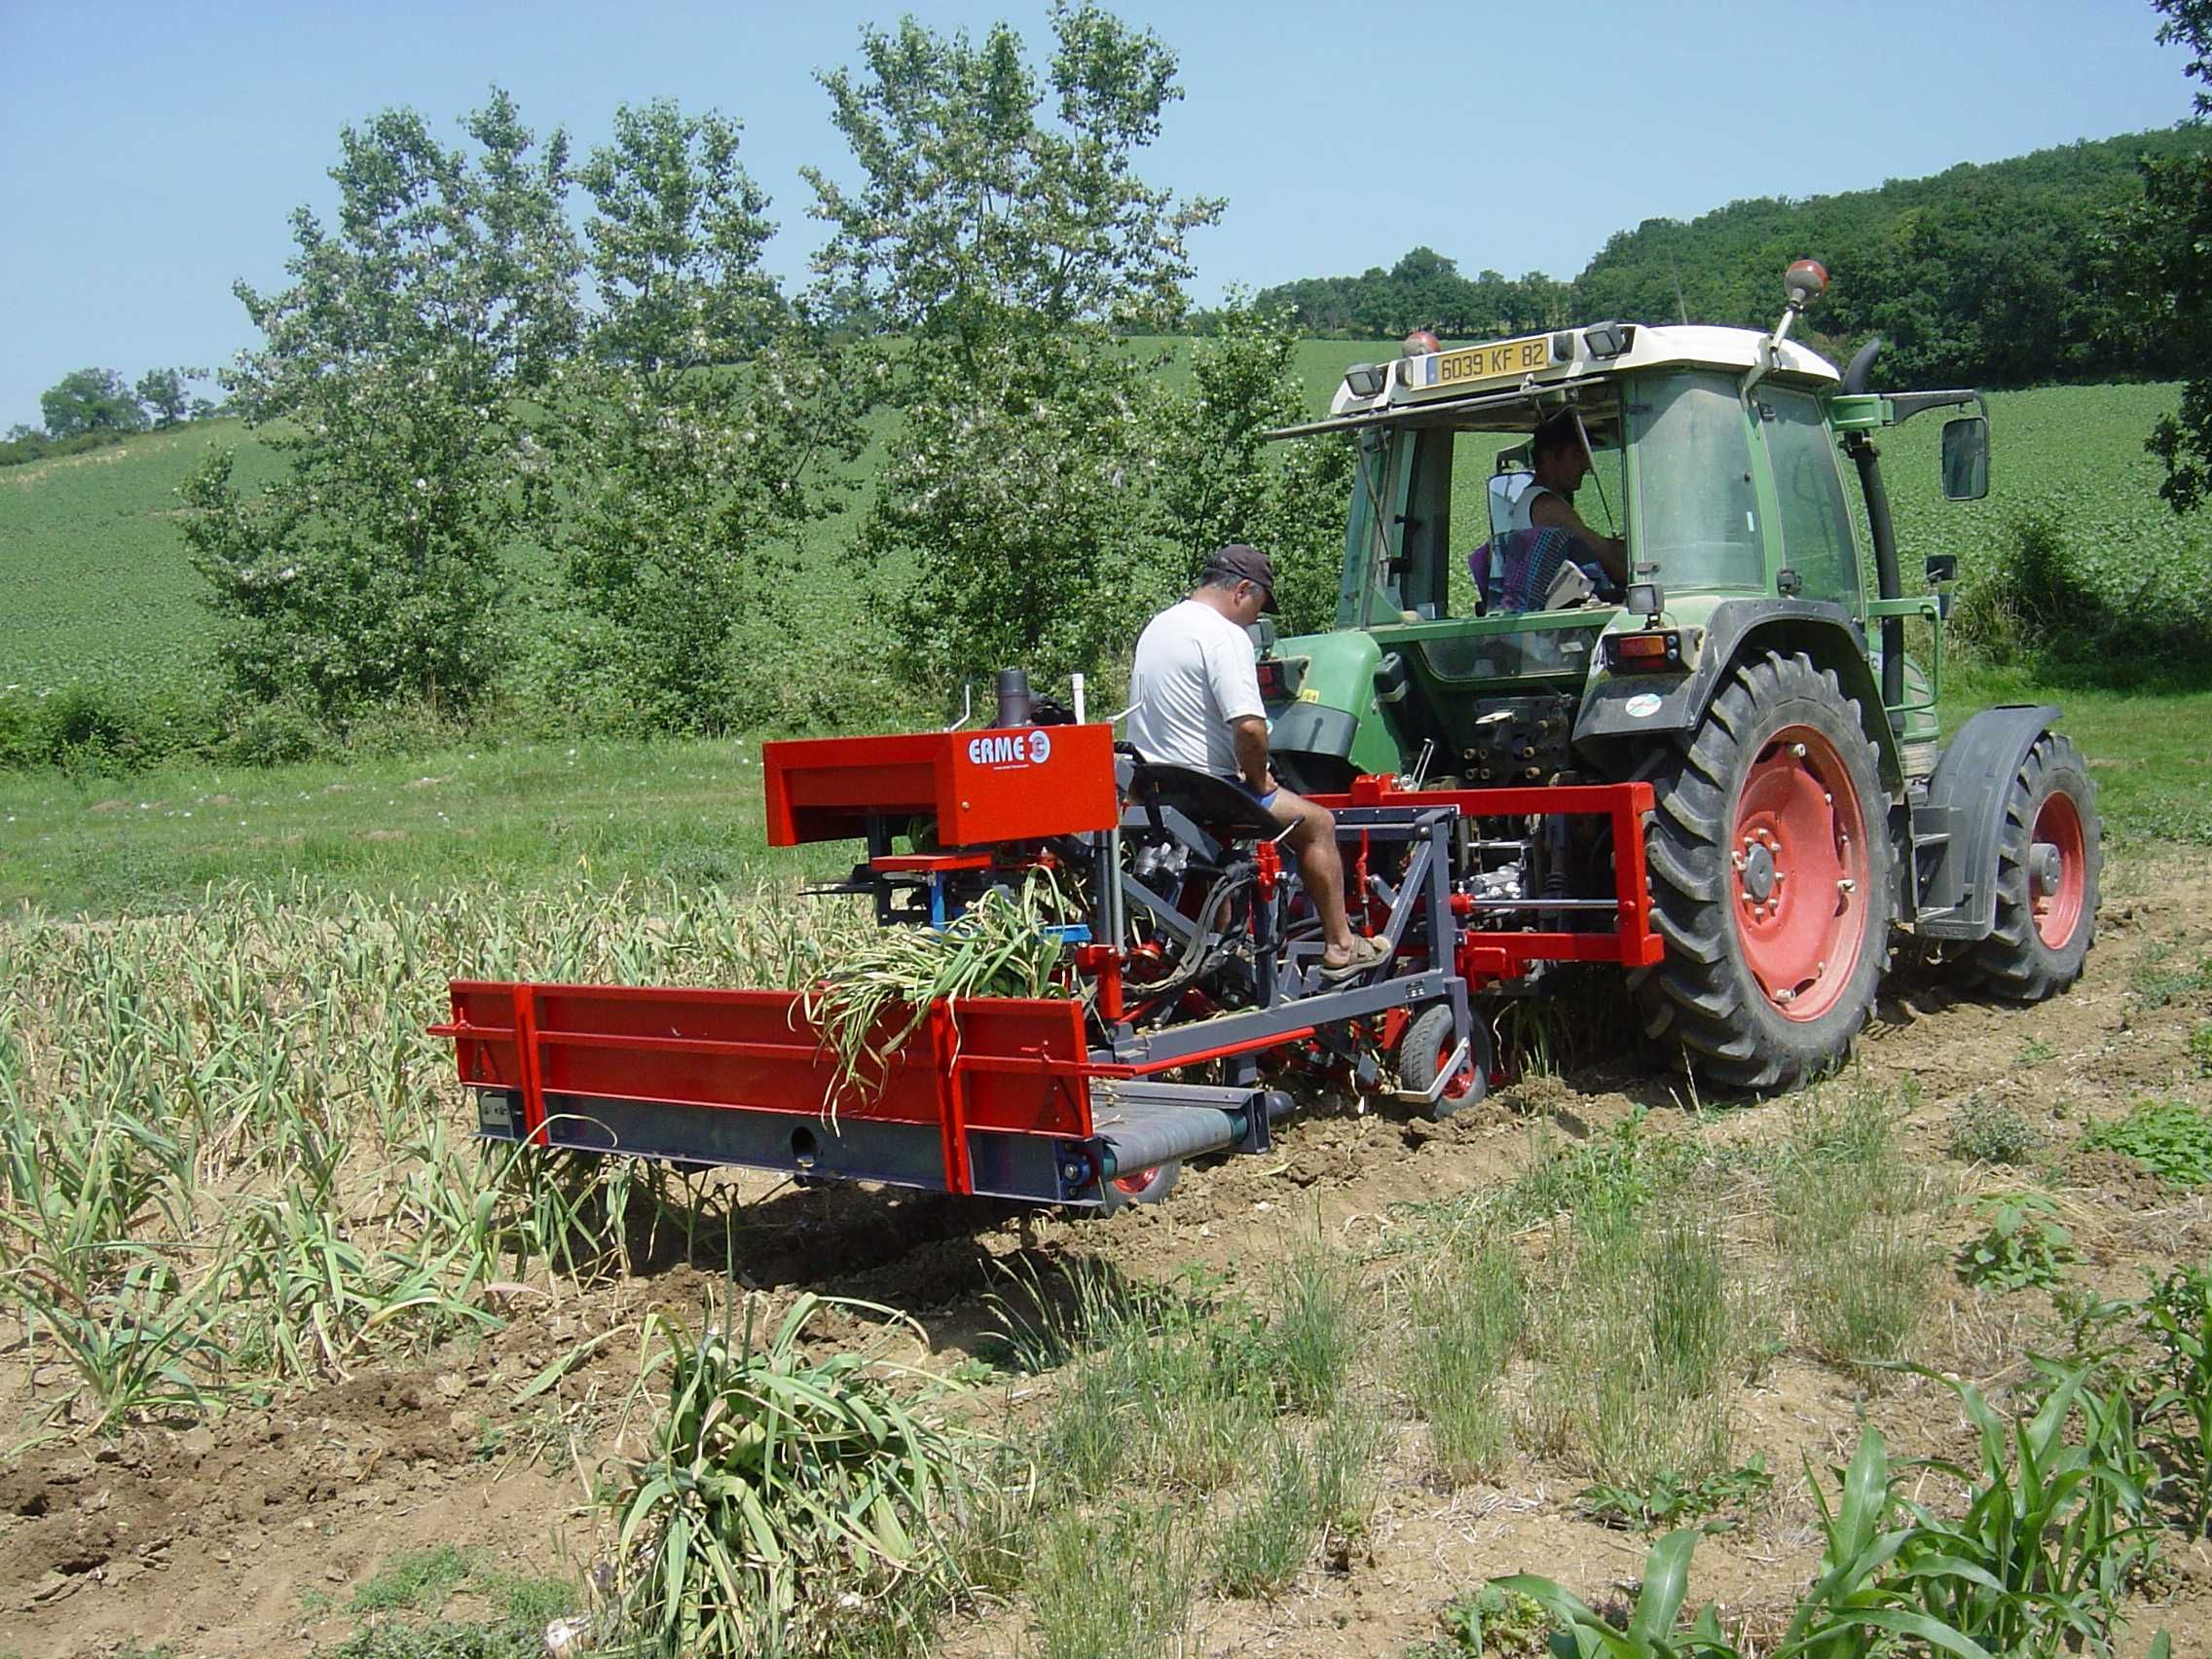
[{"left": 1265, "top": 789, "right": 1356, "bottom": 962}]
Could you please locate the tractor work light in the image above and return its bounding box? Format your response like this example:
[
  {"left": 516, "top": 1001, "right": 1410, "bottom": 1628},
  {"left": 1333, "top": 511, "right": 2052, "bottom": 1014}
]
[
  {"left": 1602, "top": 628, "right": 1700, "bottom": 673},
  {"left": 1342, "top": 362, "right": 1386, "bottom": 398},
  {"left": 1582, "top": 321, "right": 1631, "bottom": 358}
]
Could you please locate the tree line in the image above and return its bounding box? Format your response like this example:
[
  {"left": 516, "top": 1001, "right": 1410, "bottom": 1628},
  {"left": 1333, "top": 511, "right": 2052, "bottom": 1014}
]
[
  {"left": 23, "top": 0, "right": 2212, "bottom": 770},
  {"left": 171, "top": 2, "right": 1346, "bottom": 755},
  {"left": 1251, "top": 127, "right": 2211, "bottom": 392},
  {"left": 3, "top": 365, "right": 220, "bottom": 465}
]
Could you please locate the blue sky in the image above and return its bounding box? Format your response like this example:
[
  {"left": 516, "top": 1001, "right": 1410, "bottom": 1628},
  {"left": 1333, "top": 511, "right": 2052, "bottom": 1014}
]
[{"left": 0, "top": 0, "right": 2194, "bottom": 430}]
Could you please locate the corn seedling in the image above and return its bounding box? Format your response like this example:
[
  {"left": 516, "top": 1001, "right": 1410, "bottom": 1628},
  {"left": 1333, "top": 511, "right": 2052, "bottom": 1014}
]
[{"left": 2141, "top": 1264, "right": 2212, "bottom": 1530}]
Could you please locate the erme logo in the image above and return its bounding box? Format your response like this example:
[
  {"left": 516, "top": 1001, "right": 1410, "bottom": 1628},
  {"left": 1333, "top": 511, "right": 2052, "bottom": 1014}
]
[{"left": 967, "top": 730, "right": 1051, "bottom": 766}]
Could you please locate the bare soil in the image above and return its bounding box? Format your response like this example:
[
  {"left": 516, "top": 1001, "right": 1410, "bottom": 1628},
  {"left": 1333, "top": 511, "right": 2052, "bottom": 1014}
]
[{"left": 5, "top": 847, "right": 2210, "bottom": 1658}]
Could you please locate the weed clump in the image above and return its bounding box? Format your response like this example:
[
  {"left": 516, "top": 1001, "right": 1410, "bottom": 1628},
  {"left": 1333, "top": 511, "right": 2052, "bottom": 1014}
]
[
  {"left": 2082, "top": 1098, "right": 2212, "bottom": 1187},
  {"left": 1521, "top": 1200, "right": 1755, "bottom": 1494},
  {"left": 1404, "top": 1238, "right": 1525, "bottom": 1486},
  {"left": 1027, "top": 1503, "right": 1198, "bottom": 1659},
  {"left": 1772, "top": 1085, "right": 1941, "bottom": 1376},
  {"left": 1957, "top": 1190, "right": 2075, "bottom": 1292},
  {"left": 1947, "top": 1097, "right": 2046, "bottom": 1165}
]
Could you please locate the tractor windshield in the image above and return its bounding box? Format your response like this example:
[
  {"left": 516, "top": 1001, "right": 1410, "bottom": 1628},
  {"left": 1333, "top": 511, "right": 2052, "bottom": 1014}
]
[{"left": 1628, "top": 370, "right": 1764, "bottom": 593}]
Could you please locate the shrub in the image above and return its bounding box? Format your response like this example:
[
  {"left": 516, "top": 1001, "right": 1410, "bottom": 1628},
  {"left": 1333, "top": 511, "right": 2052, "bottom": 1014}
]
[{"left": 0, "top": 679, "right": 225, "bottom": 774}]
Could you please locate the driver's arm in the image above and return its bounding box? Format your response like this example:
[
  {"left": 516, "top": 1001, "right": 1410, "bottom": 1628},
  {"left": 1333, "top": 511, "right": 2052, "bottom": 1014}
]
[
  {"left": 1528, "top": 493, "right": 1628, "bottom": 585},
  {"left": 1230, "top": 715, "right": 1272, "bottom": 794}
]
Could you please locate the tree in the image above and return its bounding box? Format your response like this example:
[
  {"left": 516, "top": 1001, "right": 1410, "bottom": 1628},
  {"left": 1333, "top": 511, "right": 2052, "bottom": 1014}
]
[
  {"left": 39, "top": 368, "right": 146, "bottom": 439},
  {"left": 811, "top": 3, "right": 1226, "bottom": 687},
  {"left": 806, "top": 0, "right": 1222, "bottom": 359},
  {"left": 183, "top": 90, "right": 580, "bottom": 722},
  {"left": 2140, "top": 0, "right": 2212, "bottom": 512},
  {"left": 134, "top": 366, "right": 204, "bottom": 427},
  {"left": 1153, "top": 299, "right": 1353, "bottom": 637},
  {"left": 549, "top": 100, "right": 864, "bottom": 730}
]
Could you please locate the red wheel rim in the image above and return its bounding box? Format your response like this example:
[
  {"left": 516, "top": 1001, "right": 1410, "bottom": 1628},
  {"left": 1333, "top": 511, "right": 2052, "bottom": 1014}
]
[
  {"left": 1730, "top": 724, "right": 1871, "bottom": 1022},
  {"left": 1436, "top": 1034, "right": 1477, "bottom": 1100},
  {"left": 2029, "top": 790, "right": 2087, "bottom": 950},
  {"left": 1112, "top": 1166, "right": 1161, "bottom": 1198}
]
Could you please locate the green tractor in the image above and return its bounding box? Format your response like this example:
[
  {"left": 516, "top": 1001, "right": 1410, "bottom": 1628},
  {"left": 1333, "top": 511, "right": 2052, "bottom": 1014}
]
[{"left": 1261, "top": 260, "right": 2100, "bottom": 1090}]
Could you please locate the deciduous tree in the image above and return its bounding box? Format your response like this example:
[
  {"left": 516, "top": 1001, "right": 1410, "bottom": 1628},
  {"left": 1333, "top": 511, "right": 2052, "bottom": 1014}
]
[
  {"left": 2140, "top": 0, "right": 2212, "bottom": 512},
  {"left": 39, "top": 368, "right": 146, "bottom": 439},
  {"left": 183, "top": 90, "right": 580, "bottom": 722},
  {"left": 550, "top": 100, "right": 864, "bottom": 730},
  {"left": 133, "top": 366, "right": 203, "bottom": 427},
  {"left": 812, "top": 3, "right": 1226, "bottom": 687}
]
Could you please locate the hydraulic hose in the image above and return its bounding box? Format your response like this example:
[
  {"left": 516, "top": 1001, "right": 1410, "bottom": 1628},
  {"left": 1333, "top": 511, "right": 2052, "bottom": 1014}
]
[{"left": 1127, "top": 864, "right": 1255, "bottom": 1023}]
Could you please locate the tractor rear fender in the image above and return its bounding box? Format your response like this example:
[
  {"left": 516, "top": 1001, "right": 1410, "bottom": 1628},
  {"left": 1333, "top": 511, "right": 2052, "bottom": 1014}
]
[
  {"left": 1911, "top": 703, "right": 2062, "bottom": 940},
  {"left": 1573, "top": 600, "right": 1904, "bottom": 792}
]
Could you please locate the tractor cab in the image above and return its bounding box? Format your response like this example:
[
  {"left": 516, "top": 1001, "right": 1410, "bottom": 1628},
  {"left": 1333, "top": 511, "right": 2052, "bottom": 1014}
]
[{"left": 1261, "top": 262, "right": 1992, "bottom": 799}]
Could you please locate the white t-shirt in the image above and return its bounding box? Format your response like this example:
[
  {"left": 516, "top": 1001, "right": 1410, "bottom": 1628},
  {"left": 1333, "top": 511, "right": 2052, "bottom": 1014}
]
[
  {"left": 1125, "top": 599, "right": 1266, "bottom": 779},
  {"left": 1505, "top": 481, "right": 1556, "bottom": 535}
]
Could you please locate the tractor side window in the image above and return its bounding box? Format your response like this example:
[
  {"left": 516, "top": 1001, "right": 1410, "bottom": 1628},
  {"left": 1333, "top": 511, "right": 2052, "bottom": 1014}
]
[
  {"left": 1630, "top": 372, "right": 1762, "bottom": 592},
  {"left": 1763, "top": 388, "right": 1861, "bottom": 609}
]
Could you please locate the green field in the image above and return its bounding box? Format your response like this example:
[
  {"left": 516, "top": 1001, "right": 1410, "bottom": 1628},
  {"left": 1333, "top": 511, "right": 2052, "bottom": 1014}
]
[
  {"left": 3, "top": 358, "right": 2205, "bottom": 699},
  {"left": 2, "top": 350, "right": 2207, "bottom": 917}
]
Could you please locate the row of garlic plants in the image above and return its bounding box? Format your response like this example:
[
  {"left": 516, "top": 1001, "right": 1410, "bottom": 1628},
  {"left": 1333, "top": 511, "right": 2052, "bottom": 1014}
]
[{"left": 0, "top": 877, "right": 873, "bottom": 1431}]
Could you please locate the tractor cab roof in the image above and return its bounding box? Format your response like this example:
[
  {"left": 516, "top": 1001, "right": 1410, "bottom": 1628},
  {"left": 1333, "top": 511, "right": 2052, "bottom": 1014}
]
[{"left": 1270, "top": 323, "right": 1841, "bottom": 441}]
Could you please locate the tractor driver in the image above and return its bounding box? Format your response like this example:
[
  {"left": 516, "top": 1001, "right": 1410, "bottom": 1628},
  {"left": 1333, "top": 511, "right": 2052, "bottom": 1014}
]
[
  {"left": 1126, "top": 545, "right": 1391, "bottom": 984},
  {"left": 1518, "top": 413, "right": 1628, "bottom": 591}
]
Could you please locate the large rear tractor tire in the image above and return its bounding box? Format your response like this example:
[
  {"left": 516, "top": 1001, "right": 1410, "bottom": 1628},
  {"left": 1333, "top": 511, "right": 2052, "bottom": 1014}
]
[
  {"left": 1634, "top": 650, "right": 1898, "bottom": 1091},
  {"left": 1962, "top": 732, "right": 2100, "bottom": 1001}
]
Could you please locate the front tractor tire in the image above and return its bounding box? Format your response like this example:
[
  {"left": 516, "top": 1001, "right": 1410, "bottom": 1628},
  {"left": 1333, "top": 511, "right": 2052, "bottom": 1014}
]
[
  {"left": 1963, "top": 732, "right": 2101, "bottom": 1001},
  {"left": 1636, "top": 650, "right": 1898, "bottom": 1091}
]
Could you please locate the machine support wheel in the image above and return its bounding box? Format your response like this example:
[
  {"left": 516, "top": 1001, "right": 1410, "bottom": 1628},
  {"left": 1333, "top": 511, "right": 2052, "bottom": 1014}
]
[
  {"left": 1096, "top": 1159, "right": 1182, "bottom": 1213},
  {"left": 1962, "top": 733, "right": 2100, "bottom": 1001},
  {"left": 1397, "top": 1002, "right": 1490, "bottom": 1118},
  {"left": 1633, "top": 649, "right": 1898, "bottom": 1091}
]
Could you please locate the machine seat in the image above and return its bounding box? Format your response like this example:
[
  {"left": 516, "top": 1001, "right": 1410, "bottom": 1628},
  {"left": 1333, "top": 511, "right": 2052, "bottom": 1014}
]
[{"left": 1124, "top": 758, "right": 1281, "bottom": 837}]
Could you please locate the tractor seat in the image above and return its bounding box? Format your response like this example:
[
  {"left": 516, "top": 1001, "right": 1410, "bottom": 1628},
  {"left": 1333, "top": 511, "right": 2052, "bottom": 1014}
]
[{"left": 1124, "top": 758, "right": 1281, "bottom": 838}]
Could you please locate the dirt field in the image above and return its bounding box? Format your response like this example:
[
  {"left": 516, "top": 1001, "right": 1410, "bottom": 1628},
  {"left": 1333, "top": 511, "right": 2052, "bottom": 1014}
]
[{"left": 4, "top": 845, "right": 2210, "bottom": 1658}]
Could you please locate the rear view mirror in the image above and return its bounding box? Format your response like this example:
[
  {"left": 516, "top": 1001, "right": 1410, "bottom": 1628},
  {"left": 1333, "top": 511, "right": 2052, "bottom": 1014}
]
[
  {"left": 1940, "top": 416, "right": 1989, "bottom": 501},
  {"left": 1924, "top": 553, "right": 1959, "bottom": 586}
]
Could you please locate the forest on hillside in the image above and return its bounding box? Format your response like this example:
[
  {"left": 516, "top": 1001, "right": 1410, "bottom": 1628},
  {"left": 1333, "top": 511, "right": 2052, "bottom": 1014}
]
[{"left": 1249, "top": 129, "right": 2209, "bottom": 388}]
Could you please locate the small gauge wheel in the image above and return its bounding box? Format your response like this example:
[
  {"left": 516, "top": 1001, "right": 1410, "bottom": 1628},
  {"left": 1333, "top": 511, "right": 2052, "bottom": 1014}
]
[
  {"left": 1398, "top": 1003, "right": 1490, "bottom": 1119},
  {"left": 1095, "top": 1159, "right": 1182, "bottom": 1213}
]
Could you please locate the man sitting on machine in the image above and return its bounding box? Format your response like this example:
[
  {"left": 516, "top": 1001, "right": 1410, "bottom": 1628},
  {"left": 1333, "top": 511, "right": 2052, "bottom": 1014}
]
[{"left": 1126, "top": 545, "right": 1391, "bottom": 984}]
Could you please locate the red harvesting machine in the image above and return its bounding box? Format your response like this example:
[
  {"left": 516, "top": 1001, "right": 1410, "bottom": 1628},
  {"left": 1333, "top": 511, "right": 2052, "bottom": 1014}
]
[{"left": 431, "top": 715, "right": 1658, "bottom": 1211}]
